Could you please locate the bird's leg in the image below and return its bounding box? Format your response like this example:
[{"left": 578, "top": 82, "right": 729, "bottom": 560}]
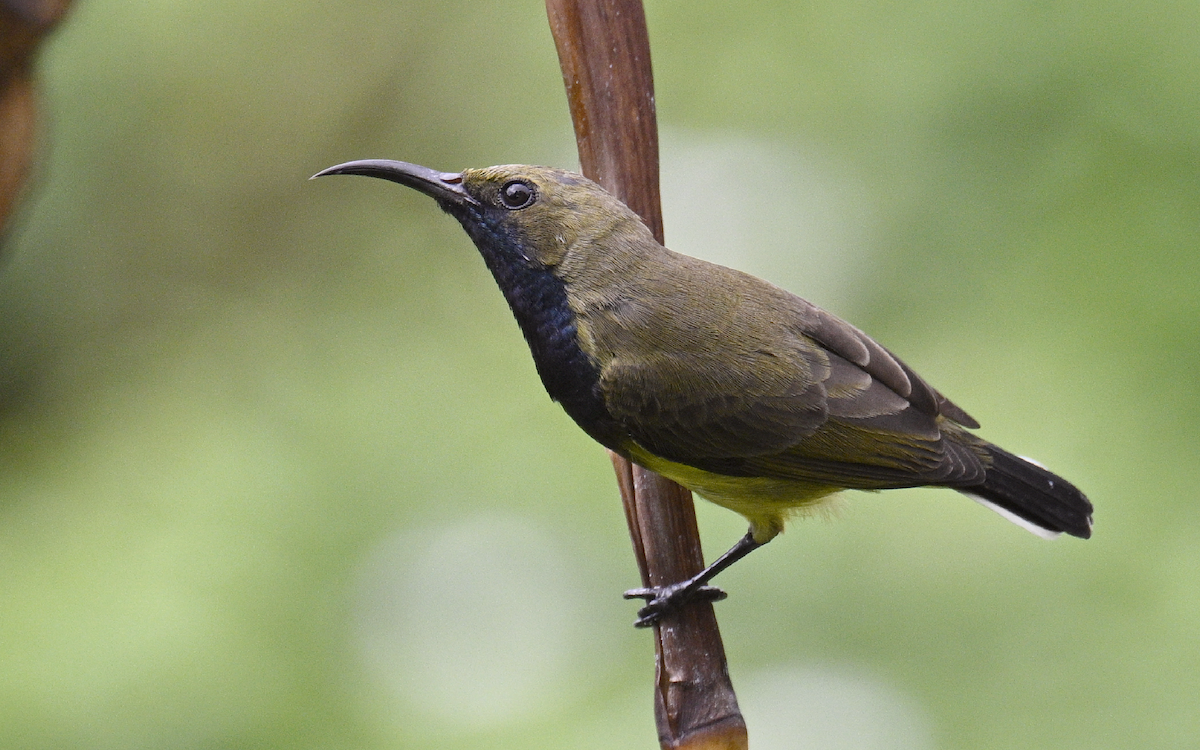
[{"left": 623, "top": 531, "right": 764, "bottom": 628}]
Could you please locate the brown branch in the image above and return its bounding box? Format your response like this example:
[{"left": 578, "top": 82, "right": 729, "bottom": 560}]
[
  {"left": 0, "top": 0, "right": 72, "bottom": 232},
  {"left": 545, "top": 2, "right": 747, "bottom": 747}
]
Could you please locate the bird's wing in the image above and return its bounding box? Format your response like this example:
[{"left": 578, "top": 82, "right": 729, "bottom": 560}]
[
  {"left": 797, "top": 301, "right": 979, "bottom": 429},
  {"left": 600, "top": 295, "right": 984, "bottom": 488},
  {"left": 600, "top": 341, "right": 831, "bottom": 462},
  {"left": 737, "top": 350, "right": 988, "bottom": 487}
]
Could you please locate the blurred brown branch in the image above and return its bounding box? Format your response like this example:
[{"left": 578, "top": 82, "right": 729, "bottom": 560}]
[
  {"left": 544, "top": 1, "right": 748, "bottom": 747},
  {"left": 0, "top": 0, "right": 71, "bottom": 232}
]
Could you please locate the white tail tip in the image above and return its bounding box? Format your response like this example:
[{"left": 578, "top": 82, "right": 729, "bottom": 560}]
[{"left": 960, "top": 492, "right": 1063, "bottom": 540}]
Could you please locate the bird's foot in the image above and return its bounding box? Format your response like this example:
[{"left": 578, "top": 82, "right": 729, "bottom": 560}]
[{"left": 623, "top": 580, "right": 728, "bottom": 628}]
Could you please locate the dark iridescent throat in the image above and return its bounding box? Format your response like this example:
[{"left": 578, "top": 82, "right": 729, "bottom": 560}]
[{"left": 441, "top": 201, "right": 623, "bottom": 449}]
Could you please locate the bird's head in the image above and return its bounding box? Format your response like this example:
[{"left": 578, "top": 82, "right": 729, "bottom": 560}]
[{"left": 312, "top": 160, "right": 653, "bottom": 274}]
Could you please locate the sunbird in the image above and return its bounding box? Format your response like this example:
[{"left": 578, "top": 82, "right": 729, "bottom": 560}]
[{"left": 314, "top": 160, "right": 1093, "bottom": 626}]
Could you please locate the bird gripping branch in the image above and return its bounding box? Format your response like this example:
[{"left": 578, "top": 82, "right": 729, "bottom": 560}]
[{"left": 314, "top": 159, "right": 1093, "bottom": 627}]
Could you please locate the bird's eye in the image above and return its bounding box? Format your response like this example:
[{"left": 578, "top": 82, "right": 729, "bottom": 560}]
[{"left": 499, "top": 180, "right": 536, "bottom": 209}]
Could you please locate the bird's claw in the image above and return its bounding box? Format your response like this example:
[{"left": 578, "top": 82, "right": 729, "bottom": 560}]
[{"left": 623, "top": 582, "right": 727, "bottom": 628}]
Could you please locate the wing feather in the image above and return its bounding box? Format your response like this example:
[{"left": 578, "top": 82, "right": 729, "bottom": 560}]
[{"left": 584, "top": 253, "right": 984, "bottom": 487}]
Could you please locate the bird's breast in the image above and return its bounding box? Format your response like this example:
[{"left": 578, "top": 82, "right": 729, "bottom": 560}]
[{"left": 478, "top": 247, "right": 625, "bottom": 449}]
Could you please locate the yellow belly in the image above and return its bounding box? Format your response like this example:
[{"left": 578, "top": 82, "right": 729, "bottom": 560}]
[{"left": 623, "top": 441, "right": 842, "bottom": 543}]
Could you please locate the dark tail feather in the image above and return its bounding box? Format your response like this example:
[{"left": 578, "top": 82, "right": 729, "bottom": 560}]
[{"left": 961, "top": 445, "right": 1093, "bottom": 539}]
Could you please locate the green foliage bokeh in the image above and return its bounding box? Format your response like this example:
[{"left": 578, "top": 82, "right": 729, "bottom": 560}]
[{"left": 1, "top": 1, "right": 1197, "bottom": 748}]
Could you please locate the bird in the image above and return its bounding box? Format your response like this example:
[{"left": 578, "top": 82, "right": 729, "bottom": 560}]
[{"left": 313, "top": 159, "right": 1093, "bottom": 627}]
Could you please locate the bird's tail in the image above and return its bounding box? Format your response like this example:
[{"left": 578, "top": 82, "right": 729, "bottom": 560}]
[{"left": 960, "top": 445, "right": 1093, "bottom": 539}]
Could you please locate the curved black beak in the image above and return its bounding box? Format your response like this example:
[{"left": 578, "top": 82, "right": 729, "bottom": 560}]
[{"left": 311, "top": 159, "right": 476, "bottom": 206}]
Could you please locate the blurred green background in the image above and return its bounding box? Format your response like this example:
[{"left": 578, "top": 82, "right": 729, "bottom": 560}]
[{"left": 1, "top": 1, "right": 1197, "bottom": 748}]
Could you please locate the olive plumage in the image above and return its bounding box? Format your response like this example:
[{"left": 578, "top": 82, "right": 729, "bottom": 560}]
[{"left": 314, "top": 160, "right": 1093, "bottom": 625}]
